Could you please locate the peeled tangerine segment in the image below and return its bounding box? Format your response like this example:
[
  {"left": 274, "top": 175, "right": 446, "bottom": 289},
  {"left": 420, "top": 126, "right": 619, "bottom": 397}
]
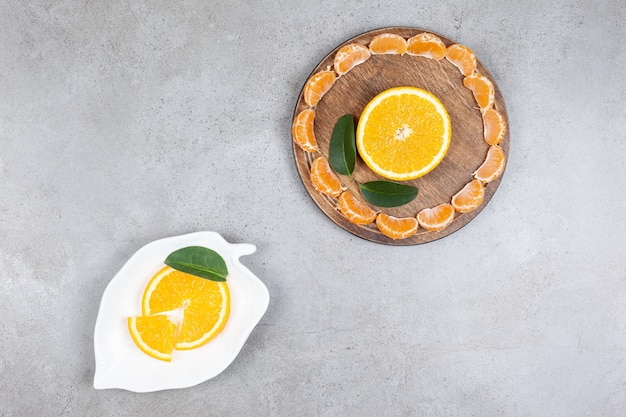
[
  {"left": 417, "top": 203, "right": 455, "bottom": 232},
  {"left": 451, "top": 179, "right": 485, "bottom": 213},
  {"left": 337, "top": 191, "right": 377, "bottom": 225},
  {"left": 474, "top": 145, "right": 506, "bottom": 183},
  {"left": 369, "top": 33, "right": 407, "bottom": 55},
  {"left": 446, "top": 44, "right": 476, "bottom": 76},
  {"left": 376, "top": 213, "right": 418, "bottom": 240},
  {"left": 406, "top": 32, "right": 447, "bottom": 60},
  {"left": 464, "top": 73, "right": 495, "bottom": 112},
  {"left": 292, "top": 109, "right": 318, "bottom": 152},
  {"left": 483, "top": 108, "right": 507, "bottom": 145},
  {"left": 334, "top": 43, "right": 371, "bottom": 76},
  {"left": 310, "top": 156, "right": 344, "bottom": 197},
  {"left": 303, "top": 70, "right": 336, "bottom": 107}
]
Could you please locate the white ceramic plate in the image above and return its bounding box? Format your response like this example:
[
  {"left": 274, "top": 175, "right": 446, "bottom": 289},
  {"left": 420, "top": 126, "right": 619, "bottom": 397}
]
[{"left": 93, "top": 231, "right": 269, "bottom": 392}]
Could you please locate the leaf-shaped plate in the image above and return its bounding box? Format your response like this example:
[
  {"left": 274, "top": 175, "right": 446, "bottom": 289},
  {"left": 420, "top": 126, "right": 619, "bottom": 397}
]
[{"left": 93, "top": 231, "right": 269, "bottom": 392}]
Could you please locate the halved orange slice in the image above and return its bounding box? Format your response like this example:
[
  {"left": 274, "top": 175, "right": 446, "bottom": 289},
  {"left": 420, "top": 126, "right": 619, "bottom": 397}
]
[{"left": 356, "top": 87, "right": 451, "bottom": 181}]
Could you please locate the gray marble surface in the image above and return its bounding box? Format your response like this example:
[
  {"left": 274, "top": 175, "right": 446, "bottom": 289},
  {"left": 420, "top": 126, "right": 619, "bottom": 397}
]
[{"left": 1, "top": 0, "right": 625, "bottom": 416}]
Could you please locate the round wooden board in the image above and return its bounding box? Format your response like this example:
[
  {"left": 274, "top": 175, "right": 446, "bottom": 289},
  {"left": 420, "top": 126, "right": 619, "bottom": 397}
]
[{"left": 292, "top": 27, "right": 510, "bottom": 245}]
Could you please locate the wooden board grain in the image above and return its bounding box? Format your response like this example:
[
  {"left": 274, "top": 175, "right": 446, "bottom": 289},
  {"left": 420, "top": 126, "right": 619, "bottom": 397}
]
[{"left": 292, "top": 27, "right": 510, "bottom": 245}]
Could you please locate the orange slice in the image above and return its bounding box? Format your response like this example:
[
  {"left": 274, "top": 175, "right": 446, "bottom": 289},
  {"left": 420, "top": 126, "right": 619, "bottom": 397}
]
[
  {"left": 417, "top": 203, "right": 455, "bottom": 231},
  {"left": 451, "top": 179, "right": 485, "bottom": 213},
  {"left": 292, "top": 109, "right": 318, "bottom": 153},
  {"left": 406, "top": 33, "right": 447, "bottom": 60},
  {"left": 337, "top": 191, "right": 377, "bottom": 225},
  {"left": 446, "top": 44, "right": 476, "bottom": 76},
  {"left": 463, "top": 73, "right": 495, "bottom": 112},
  {"left": 303, "top": 70, "right": 336, "bottom": 107},
  {"left": 356, "top": 86, "right": 451, "bottom": 181},
  {"left": 142, "top": 266, "right": 230, "bottom": 350},
  {"left": 483, "top": 108, "right": 507, "bottom": 145},
  {"left": 310, "top": 156, "right": 344, "bottom": 197},
  {"left": 127, "top": 315, "right": 178, "bottom": 362},
  {"left": 334, "top": 43, "right": 371, "bottom": 76},
  {"left": 376, "top": 213, "right": 418, "bottom": 240},
  {"left": 369, "top": 33, "right": 407, "bottom": 55},
  {"left": 474, "top": 145, "right": 506, "bottom": 183}
]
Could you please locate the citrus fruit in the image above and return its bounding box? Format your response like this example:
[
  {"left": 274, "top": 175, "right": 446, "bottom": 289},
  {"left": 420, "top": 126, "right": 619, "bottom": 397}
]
[
  {"left": 406, "top": 33, "right": 447, "bottom": 60},
  {"left": 337, "top": 191, "right": 377, "bottom": 224},
  {"left": 127, "top": 315, "right": 178, "bottom": 362},
  {"left": 334, "top": 43, "right": 371, "bottom": 76},
  {"left": 142, "top": 266, "right": 230, "bottom": 350},
  {"left": 473, "top": 145, "right": 506, "bottom": 183},
  {"left": 310, "top": 156, "right": 344, "bottom": 197},
  {"left": 417, "top": 203, "right": 455, "bottom": 231},
  {"left": 303, "top": 71, "right": 336, "bottom": 107},
  {"left": 446, "top": 44, "right": 476, "bottom": 76},
  {"left": 463, "top": 73, "right": 495, "bottom": 112},
  {"left": 451, "top": 179, "right": 485, "bottom": 212},
  {"left": 356, "top": 86, "right": 452, "bottom": 181},
  {"left": 482, "top": 108, "right": 506, "bottom": 145},
  {"left": 376, "top": 213, "right": 418, "bottom": 240},
  {"left": 369, "top": 33, "right": 407, "bottom": 55},
  {"left": 292, "top": 109, "right": 318, "bottom": 152}
]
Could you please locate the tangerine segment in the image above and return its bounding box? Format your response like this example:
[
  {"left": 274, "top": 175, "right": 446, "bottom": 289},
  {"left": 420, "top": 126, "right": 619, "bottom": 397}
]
[
  {"left": 127, "top": 315, "right": 178, "bottom": 362},
  {"left": 451, "top": 179, "right": 485, "bottom": 213},
  {"left": 417, "top": 203, "right": 455, "bottom": 231},
  {"left": 337, "top": 191, "right": 377, "bottom": 225},
  {"left": 292, "top": 109, "right": 318, "bottom": 153},
  {"left": 463, "top": 73, "right": 495, "bottom": 112},
  {"left": 376, "top": 213, "right": 418, "bottom": 240},
  {"left": 334, "top": 43, "right": 371, "bottom": 76},
  {"left": 483, "top": 108, "right": 507, "bottom": 145},
  {"left": 406, "top": 33, "right": 447, "bottom": 60},
  {"left": 356, "top": 87, "right": 452, "bottom": 181},
  {"left": 474, "top": 145, "right": 506, "bottom": 183},
  {"left": 310, "top": 156, "right": 344, "bottom": 197},
  {"left": 369, "top": 33, "right": 407, "bottom": 55},
  {"left": 303, "top": 71, "right": 336, "bottom": 107},
  {"left": 446, "top": 44, "right": 476, "bottom": 76},
  {"left": 142, "top": 267, "right": 230, "bottom": 350}
]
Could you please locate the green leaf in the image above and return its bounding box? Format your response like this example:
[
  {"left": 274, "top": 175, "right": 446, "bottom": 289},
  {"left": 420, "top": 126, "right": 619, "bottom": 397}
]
[
  {"left": 359, "top": 181, "right": 419, "bottom": 208},
  {"left": 328, "top": 114, "right": 356, "bottom": 176},
  {"left": 164, "top": 246, "right": 228, "bottom": 282}
]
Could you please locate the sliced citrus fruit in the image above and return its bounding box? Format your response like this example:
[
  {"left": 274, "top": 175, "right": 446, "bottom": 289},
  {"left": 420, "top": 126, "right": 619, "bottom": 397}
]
[
  {"left": 356, "top": 86, "right": 451, "bottom": 181},
  {"left": 406, "top": 32, "right": 447, "bottom": 60},
  {"left": 127, "top": 315, "right": 178, "bottom": 362},
  {"left": 292, "top": 109, "right": 318, "bottom": 152},
  {"left": 417, "top": 203, "right": 455, "bottom": 231},
  {"left": 334, "top": 43, "right": 371, "bottom": 76},
  {"left": 446, "top": 44, "right": 476, "bottom": 76},
  {"left": 376, "top": 213, "right": 418, "bottom": 240},
  {"left": 463, "top": 73, "right": 495, "bottom": 112},
  {"left": 369, "top": 33, "right": 407, "bottom": 55},
  {"left": 310, "top": 156, "right": 344, "bottom": 197},
  {"left": 337, "top": 191, "right": 377, "bottom": 225},
  {"left": 482, "top": 108, "right": 506, "bottom": 145},
  {"left": 303, "top": 70, "right": 336, "bottom": 107},
  {"left": 451, "top": 179, "right": 485, "bottom": 213},
  {"left": 142, "top": 266, "right": 230, "bottom": 350},
  {"left": 474, "top": 145, "right": 506, "bottom": 183}
]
